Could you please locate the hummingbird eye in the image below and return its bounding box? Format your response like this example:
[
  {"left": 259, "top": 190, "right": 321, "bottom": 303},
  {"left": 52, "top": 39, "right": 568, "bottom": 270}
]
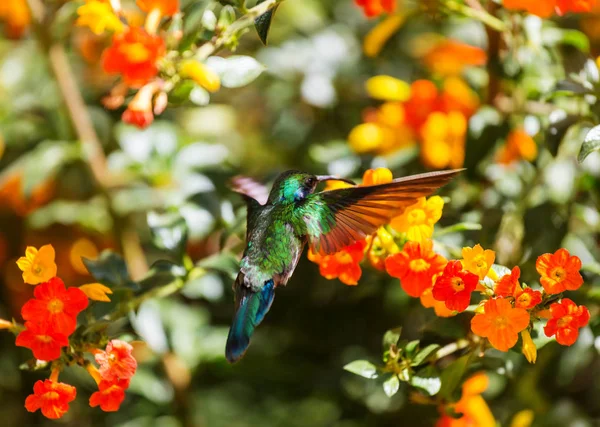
[{"left": 306, "top": 177, "right": 316, "bottom": 187}]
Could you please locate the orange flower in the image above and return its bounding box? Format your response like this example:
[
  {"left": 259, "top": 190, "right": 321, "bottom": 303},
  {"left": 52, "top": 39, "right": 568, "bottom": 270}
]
[
  {"left": 102, "top": 27, "right": 165, "bottom": 87},
  {"left": 137, "top": 0, "right": 179, "bottom": 15},
  {"left": 403, "top": 80, "right": 441, "bottom": 131},
  {"left": 558, "top": 0, "right": 595, "bottom": 14},
  {"left": 308, "top": 240, "right": 367, "bottom": 285},
  {"left": 0, "top": 0, "right": 30, "bottom": 39},
  {"left": 471, "top": 298, "right": 530, "bottom": 351},
  {"left": 461, "top": 244, "right": 495, "bottom": 280},
  {"left": 432, "top": 260, "right": 478, "bottom": 312},
  {"left": 422, "top": 40, "right": 487, "bottom": 76},
  {"left": 440, "top": 77, "right": 480, "bottom": 119},
  {"left": 363, "top": 14, "right": 406, "bottom": 57},
  {"left": 497, "top": 129, "right": 538, "bottom": 165},
  {"left": 420, "top": 111, "right": 467, "bottom": 169},
  {"left": 514, "top": 288, "right": 542, "bottom": 310},
  {"left": 390, "top": 196, "right": 444, "bottom": 243},
  {"left": 494, "top": 266, "right": 521, "bottom": 297},
  {"left": 25, "top": 379, "right": 76, "bottom": 419},
  {"left": 95, "top": 340, "right": 138, "bottom": 381},
  {"left": 544, "top": 298, "right": 590, "bottom": 346},
  {"left": 122, "top": 82, "right": 160, "bottom": 128},
  {"left": 420, "top": 285, "right": 456, "bottom": 317},
  {"left": 16, "top": 245, "right": 58, "bottom": 285},
  {"left": 90, "top": 379, "right": 130, "bottom": 412},
  {"left": 16, "top": 322, "right": 69, "bottom": 361},
  {"left": 21, "top": 277, "right": 89, "bottom": 336},
  {"left": 436, "top": 372, "right": 495, "bottom": 426},
  {"left": 503, "top": 0, "right": 556, "bottom": 17},
  {"left": 536, "top": 248, "right": 583, "bottom": 294},
  {"left": 0, "top": 173, "right": 54, "bottom": 216},
  {"left": 355, "top": 0, "right": 396, "bottom": 17},
  {"left": 362, "top": 167, "right": 393, "bottom": 185},
  {"left": 385, "top": 240, "right": 447, "bottom": 297}
]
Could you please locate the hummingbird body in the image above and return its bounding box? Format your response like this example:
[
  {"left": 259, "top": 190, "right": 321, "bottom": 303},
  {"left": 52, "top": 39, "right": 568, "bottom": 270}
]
[{"left": 226, "top": 169, "right": 462, "bottom": 363}]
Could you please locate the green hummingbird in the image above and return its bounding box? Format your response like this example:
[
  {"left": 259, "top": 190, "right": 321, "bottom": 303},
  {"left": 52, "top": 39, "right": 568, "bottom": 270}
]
[{"left": 225, "top": 169, "right": 462, "bottom": 363}]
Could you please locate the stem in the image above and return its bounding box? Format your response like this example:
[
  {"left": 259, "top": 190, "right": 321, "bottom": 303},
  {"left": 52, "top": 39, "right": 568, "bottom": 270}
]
[
  {"left": 445, "top": 0, "right": 507, "bottom": 32},
  {"left": 434, "top": 339, "right": 470, "bottom": 360}
]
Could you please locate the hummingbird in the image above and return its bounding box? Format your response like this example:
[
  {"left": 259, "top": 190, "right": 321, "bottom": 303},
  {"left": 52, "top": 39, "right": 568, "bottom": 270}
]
[{"left": 225, "top": 169, "right": 462, "bottom": 363}]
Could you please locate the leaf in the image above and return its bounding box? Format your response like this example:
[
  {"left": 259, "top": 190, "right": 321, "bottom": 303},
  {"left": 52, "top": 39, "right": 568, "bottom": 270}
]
[
  {"left": 404, "top": 340, "right": 420, "bottom": 358},
  {"left": 196, "top": 252, "right": 240, "bottom": 279},
  {"left": 343, "top": 360, "right": 378, "bottom": 379},
  {"left": 204, "top": 56, "right": 265, "bottom": 88},
  {"left": 147, "top": 211, "right": 189, "bottom": 258},
  {"left": 139, "top": 260, "right": 187, "bottom": 289},
  {"left": 83, "top": 250, "right": 138, "bottom": 290},
  {"left": 383, "top": 375, "right": 400, "bottom": 397},
  {"left": 578, "top": 125, "right": 600, "bottom": 163},
  {"left": 434, "top": 222, "right": 482, "bottom": 237},
  {"left": 254, "top": 0, "right": 279, "bottom": 45},
  {"left": 411, "top": 366, "right": 442, "bottom": 396},
  {"left": 411, "top": 344, "right": 441, "bottom": 367},
  {"left": 438, "top": 355, "right": 470, "bottom": 400},
  {"left": 382, "top": 327, "right": 402, "bottom": 349},
  {"left": 546, "top": 111, "right": 579, "bottom": 156}
]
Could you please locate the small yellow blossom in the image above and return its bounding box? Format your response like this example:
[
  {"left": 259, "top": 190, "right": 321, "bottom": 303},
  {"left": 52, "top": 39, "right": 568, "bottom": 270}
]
[
  {"left": 16, "top": 245, "right": 57, "bottom": 285},
  {"left": 420, "top": 111, "right": 467, "bottom": 170},
  {"left": 461, "top": 244, "right": 495, "bottom": 280},
  {"left": 521, "top": 330, "right": 537, "bottom": 364},
  {"left": 76, "top": 0, "right": 124, "bottom": 35},
  {"left": 348, "top": 122, "right": 395, "bottom": 153},
  {"left": 180, "top": 60, "right": 221, "bottom": 93},
  {"left": 510, "top": 409, "right": 535, "bottom": 427},
  {"left": 362, "top": 168, "right": 393, "bottom": 186},
  {"left": 365, "top": 76, "right": 410, "bottom": 102},
  {"left": 79, "top": 283, "right": 113, "bottom": 302},
  {"left": 363, "top": 14, "right": 405, "bottom": 58},
  {"left": 390, "top": 196, "right": 444, "bottom": 243}
]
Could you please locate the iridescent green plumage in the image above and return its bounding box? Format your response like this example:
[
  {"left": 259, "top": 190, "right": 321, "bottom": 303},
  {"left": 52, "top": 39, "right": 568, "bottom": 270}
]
[{"left": 225, "top": 169, "right": 462, "bottom": 363}]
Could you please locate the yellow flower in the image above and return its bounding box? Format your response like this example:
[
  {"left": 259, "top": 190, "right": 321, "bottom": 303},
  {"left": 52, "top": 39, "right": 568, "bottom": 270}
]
[
  {"left": 16, "top": 245, "right": 57, "bottom": 285},
  {"left": 420, "top": 111, "right": 467, "bottom": 169},
  {"left": 180, "top": 60, "right": 221, "bottom": 93},
  {"left": 510, "top": 409, "right": 535, "bottom": 427},
  {"left": 362, "top": 167, "right": 393, "bottom": 186},
  {"left": 79, "top": 283, "right": 113, "bottom": 302},
  {"left": 390, "top": 196, "right": 444, "bottom": 242},
  {"left": 363, "top": 13, "right": 405, "bottom": 58},
  {"left": 461, "top": 244, "right": 495, "bottom": 280},
  {"left": 521, "top": 330, "right": 537, "bottom": 364},
  {"left": 348, "top": 122, "right": 395, "bottom": 154},
  {"left": 365, "top": 76, "right": 410, "bottom": 102},
  {"left": 0, "top": 0, "right": 30, "bottom": 39},
  {"left": 76, "top": 0, "right": 124, "bottom": 35}
]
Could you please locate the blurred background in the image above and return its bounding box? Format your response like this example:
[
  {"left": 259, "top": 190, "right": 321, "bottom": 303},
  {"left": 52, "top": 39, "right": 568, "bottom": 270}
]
[{"left": 1, "top": 0, "right": 600, "bottom": 426}]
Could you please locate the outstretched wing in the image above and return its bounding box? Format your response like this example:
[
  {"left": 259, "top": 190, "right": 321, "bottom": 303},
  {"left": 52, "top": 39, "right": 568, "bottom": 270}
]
[
  {"left": 229, "top": 176, "right": 269, "bottom": 206},
  {"left": 302, "top": 169, "right": 463, "bottom": 255}
]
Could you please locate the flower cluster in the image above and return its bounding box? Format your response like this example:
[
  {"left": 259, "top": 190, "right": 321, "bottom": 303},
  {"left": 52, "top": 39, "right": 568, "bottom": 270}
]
[
  {"left": 1, "top": 245, "right": 137, "bottom": 419},
  {"left": 75, "top": 0, "right": 220, "bottom": 128}
]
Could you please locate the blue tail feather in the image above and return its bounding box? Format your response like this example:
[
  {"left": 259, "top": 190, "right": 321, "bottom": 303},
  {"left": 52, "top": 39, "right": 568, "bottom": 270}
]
[{"left": 225, "top": 279, "right": 275, "bottom": 363}]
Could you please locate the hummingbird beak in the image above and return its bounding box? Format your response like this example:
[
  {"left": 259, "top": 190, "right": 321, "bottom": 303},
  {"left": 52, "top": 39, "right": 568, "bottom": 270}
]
[{"left": 315, "top": 175, "right": 356, "bottom": 185}]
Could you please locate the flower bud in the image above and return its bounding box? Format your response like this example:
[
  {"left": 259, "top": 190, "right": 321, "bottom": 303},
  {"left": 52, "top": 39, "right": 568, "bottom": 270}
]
[
  {"left": 180, "top": 60, "right": 221, "bottom": 93},
  {"left": 521, "top": 330, "right": 537, "bottom": 364}
]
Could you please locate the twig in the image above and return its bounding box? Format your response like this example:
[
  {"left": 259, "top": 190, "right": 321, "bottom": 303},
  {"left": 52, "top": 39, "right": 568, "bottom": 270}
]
[{"left": 445, "top": 0, "right": 507, "bottom": 32}]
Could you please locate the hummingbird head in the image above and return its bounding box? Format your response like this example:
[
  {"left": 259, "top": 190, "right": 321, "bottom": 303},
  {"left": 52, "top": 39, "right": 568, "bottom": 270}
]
[{"left": 268, "top": 171, "right": 355, "bottom": 204}]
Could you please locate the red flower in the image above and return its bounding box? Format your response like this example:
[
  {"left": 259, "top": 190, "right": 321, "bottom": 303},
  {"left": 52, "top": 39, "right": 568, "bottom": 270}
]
[
  {"left": 16, "top": 321, "right": 69, "bottom": 361},
  {"left": 102, "top": 27, "right": 165, "bottom": 87},
  {"left": 544, "top": 298, "right": 590, "bottom": 346},
  {"left": 514, "top": 288, "right": 542, "bottom": 310},
  {"left": 25, "top": 379, "right": 76, "bottom": 419},
  {"left": 385, "top": 240, "right": 447, "bottom": 297},
  {"left": 89, "top": 379, "right": 130, "bottom": 412},
  {"left": 21, "top": 277, "right": 88, "bottom": 336},
  {"left": 536, "top": 248, "right": 583, "bottom": 294},
  {"left": 307, "top": 240, "right": 367, "bottom": 286},
  {"left": 494, "top": 266, "right": 521, "bottom": 297},
  {"left": 122, "top": 107, "right": 153, "bottom": 128},
  {"left": 432, "top": 260, "right": 478, "bottom": 312},
  {"left": 557, "top": 0, "right": 595, "bottom": 14},
  {"left": 95, "top": 340, "right": 138, "bottom": 381},
  {"left": 355, "top": 0, "right": 396, "bottom": 17}
]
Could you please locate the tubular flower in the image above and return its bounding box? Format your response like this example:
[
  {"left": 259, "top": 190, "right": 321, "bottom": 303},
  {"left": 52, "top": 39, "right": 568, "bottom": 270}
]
[
  {"left": 363, "top": 14, "right": 405, "bottom": 57},
  {"left": 436, "top": 372, "right": 495, "bottom": 427},
  {"left": 79, "top": 283, "right": 113, "bottom": 302},
  {"left": 385, "top": 240, "right": 447, "bottom": 297},
  {"left": 21, "top": 277, "right": 89, "bottom": 336},
  {"left": 390, "top": 196, "right": 444, "bottom": 243},
  {"left": 16, "top": 245, "right": 57, "bottom": 285},
  {"left": 95, "top": 340, "right": 138, "bottom": 381},
  {"left": 432, "top": 261, "right": 478, "bottom": 312},
  {"left": 355, "top": 0, "right": 396, "bottom": 17},
  {"left": 521, "top": 330, "right": 537, "bottom": 364},
  {"left": 122, "top": 82, "right": 160, "bottom": 129},
  {"left": 16, "top": 322, "right": 69, "bottom": 361},
  {"left": 461, "top": 244, "right": 495, "bottom": 280},
  {"left": 90, "top": 379, "right": 130, "bottom": 412},
  {"left": 544, "top": 298, "right": 590, "bottom": 346},
  {"left": 536, "top": 248, "right": 583, "bottom": 294},
  {"left": 494, "top": 266, "right": 521, "bottom": 297},
  {"left": 471, "top": 298, "right": 530, "bottom": 351},
  {"left": 497, "top": 129, "right": 538, "bottom": 165},
  {"left": 422, "top": 40, "right": 487, "bottom": 76},
  {"left": 25, "top": 379, "right": 76, "bottom": 419},
  {"left": 308, "top": 240, "right": 367, "bottom": 286},
  {"left": 102, "top": 27, "right": 165, "bottom": 87},
  {"left": 76, "top": 0, "right": 124, "bottom": 35},
  {"left": 365, "top": 76, "right": 410, "bottom": 102},
  {"left": 514, "top": 288, "right": 542, "bottom": 310},
  {"left": 420, "top": 111, "right": 467, "bottom": 170},
  {"left": 180, "top": 60, "right": 221, "bottom": 93}
]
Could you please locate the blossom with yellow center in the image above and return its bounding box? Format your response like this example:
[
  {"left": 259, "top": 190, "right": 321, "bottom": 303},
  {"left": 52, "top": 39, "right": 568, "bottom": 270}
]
[
  {"left": 76, "top": 0, "right": 124, "bottom": 35},
  {"left": 420, "top": 111, "right": 467, "bottom": 170},
  {"left": 461, "top": 244, "right": 495, "bottom": 280},
  {"left": 390, "top": 196, "right": 444, "bottom": 243},
  {"left": 16, "top": 245, "right": 58, "bottom": 285}
]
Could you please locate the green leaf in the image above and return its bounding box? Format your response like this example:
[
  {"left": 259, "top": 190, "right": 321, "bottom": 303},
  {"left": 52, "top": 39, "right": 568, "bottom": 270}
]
[
  {"left": 411, "top": 366, "right": 442, "bottom": 396},
  {"left": 343, "top": 360, "right": 378, "bottom": 379},
  {"left": 438, "top": 355, "right": 470, "bottom": 400},
  {"left": 434, "top": 222, "right": 482, "bottom": 237},
  {"left": 404, "top": 340, "right": 419, "bottom": 358},
  {"left": 382, "top": 327, "right": 402, "bottom": 349},
  {"left": 83, "top": 250, "right": 138, "bottom": 290},
  {"left": 254, "top": 0, "right": 279, "bottom": 45},
  {"left": 578, "top": 125, "right": 600, "bottom": 163},
  {"left": 139, "top": 260, "right": 187, "bottom": 289},
  {"left": 196, "top": 252, "right": 239, "bottom": 279},
  {"left": 582, "top": 262, "right": 600, "bottom": 275},
  {"left": 147, "top": 211, "right": 189, "bottom": 258},
  {"left": 204, "top": 56, "right": 266, "bottom": 88},
  {"left": 383, "top": 375, "right": 400, "bottom": 397},
  {"left": 411, "top": 344, "right": 441, "bottom": 367}
]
